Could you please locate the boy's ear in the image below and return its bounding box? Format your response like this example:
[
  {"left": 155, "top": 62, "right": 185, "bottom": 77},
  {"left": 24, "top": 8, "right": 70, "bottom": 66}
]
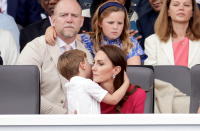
[
  {"left": 79, "top": 61, "right": 86, "bottom": 70},
  {"left": 113, "top": 66, "right": 121, "bottom": 76}
]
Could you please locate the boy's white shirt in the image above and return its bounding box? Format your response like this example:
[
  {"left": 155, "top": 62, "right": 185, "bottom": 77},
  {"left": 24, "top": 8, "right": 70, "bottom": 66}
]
[{"left": 65, "top": 76, "right": 108, "bottom": 114}]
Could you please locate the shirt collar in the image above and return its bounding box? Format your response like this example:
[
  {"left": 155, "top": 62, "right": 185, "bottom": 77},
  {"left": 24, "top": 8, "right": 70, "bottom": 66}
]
[
  {"left": 102, "top": 35, "right": 122, "bottom": 47},
  {"left": 56, "top": 37, "right": 76, "bottom": 51}
]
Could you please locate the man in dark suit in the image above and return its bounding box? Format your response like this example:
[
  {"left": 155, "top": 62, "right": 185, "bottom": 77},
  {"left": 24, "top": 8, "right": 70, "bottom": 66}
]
[
  {"left": 136, "top": 0, "right": 163, "bottom": 49},
  {"left": 7, "top": 0, "right": 43, "bottom": 27},
  {"left": 20, "top": 0, "right": 59, "bottom": 51},
  {"left": 131, "top": 0, "right": 152, "bottom": 19}
]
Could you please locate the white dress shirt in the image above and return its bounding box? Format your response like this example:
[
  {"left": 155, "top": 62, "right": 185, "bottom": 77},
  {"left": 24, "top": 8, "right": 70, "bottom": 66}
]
[
  {"left": 56, "top": 37, "right": 76, "bottom": 53},
  {"left": 65, "top": 76, "right": 108, "bottom": 114}
]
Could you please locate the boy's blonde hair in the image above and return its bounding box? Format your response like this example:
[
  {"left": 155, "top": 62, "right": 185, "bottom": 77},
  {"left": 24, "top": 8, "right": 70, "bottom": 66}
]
[{"left": 57, "top": 49, "right": 86, "bottom": 80}]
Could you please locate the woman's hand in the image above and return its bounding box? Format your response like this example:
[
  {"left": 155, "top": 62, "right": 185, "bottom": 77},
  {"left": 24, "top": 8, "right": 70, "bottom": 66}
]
[
  {"left": 45, "top": 26, "right": 57, "bottom": 46},
  {"left": 129, "top": 30, "right": 142, "bottom": 40}
]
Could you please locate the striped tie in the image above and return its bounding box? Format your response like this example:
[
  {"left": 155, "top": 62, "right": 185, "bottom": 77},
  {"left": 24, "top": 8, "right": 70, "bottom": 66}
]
[{"left": 64, "top": 44, "right": 73, "bottom": 51}]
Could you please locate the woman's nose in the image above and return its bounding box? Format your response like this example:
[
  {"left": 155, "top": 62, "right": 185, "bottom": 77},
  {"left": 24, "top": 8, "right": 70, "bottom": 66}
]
[
  {"left": 92, "top": 64, "right": 96, "bottom": 71},
  {"left": 178, "top": 4, "right": 185, "bottom": 10}
]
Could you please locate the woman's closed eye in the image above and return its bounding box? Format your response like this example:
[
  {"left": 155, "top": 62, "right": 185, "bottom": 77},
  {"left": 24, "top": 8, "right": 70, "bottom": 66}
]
[
  {"left": 96, "top": 60, "right": 105, "bottom": 66},
  {"left": 107, "top": 21, "right": 114, "bottom": 24},
  {"left": 95, "top": 60, "right": 105, "bottom": 66},
  {"left": 184, "top": 3, "right": 192, "bottom": 7},
  {"left": 98, "top": 62, "right": 104, "bottom": 66},
  {"left": 93, "top": 60, "right": 104, "bottom": 66}
]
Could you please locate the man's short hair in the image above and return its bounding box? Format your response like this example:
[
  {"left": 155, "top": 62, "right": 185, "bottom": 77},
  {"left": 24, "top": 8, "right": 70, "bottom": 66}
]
[
  {"left": 53, "top": 0, "right": 82, "bottom": 16},
  {"left": 57, "top": 49, "right": 86, "bottom": 80}
]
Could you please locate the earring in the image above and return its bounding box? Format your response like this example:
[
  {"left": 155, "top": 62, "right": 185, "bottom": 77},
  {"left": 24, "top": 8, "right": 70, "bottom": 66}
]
[{"left": 112, "top": 74, "right": 116, "bottom": 79}]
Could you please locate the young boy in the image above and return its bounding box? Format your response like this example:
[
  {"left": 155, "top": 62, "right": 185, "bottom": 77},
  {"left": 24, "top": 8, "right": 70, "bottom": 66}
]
[{"left": 57, "top": 49, "right": 130, "bottom": 114}]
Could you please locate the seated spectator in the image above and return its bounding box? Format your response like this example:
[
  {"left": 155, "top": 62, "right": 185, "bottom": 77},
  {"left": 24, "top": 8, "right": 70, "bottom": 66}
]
[
  {"left": 0, "top": 13, "right": 20, "bottom": 51},
  {"left": 131, "top": 0, "right": 152, "bottom": 19},
  {"left": 196, "top": 0, "right": 200, "bottom": 8},
  {"left": 77, "top": 0, "right": 92, "bottom": 32},
  {"left": 144, "top": 0, "right": 200, "bottom": 68},
  {"left": 94, "top": 45, "right": 146, "bottom": 113},
  {"left": 19, "top": 0, "right": 59, "bottom": 51},
  {"left": 0, "top": 29, "right": 19, "bottom": 65},
  {"left": 46, "top": 1, "right": 144, "bottom": 65},
  {"left": 82, "top": 1, "right": 144, "bottom": 65},
  {"left": 136, "top": 0, "right": 163, "bottom": 49},
  {"left": 78, "top": 0, "right": 92, "bottom": 10},
  {"left": 0, "top": 0, "right": 44, "bottom": 27},
  {"left": 82, "top": 0, "right": 139, "bottom": 33},
  {"left": 57, "top": 48, "right": 130, "bottom": 114},
  {"left": 83, "top": 0, "right": 143, "bottom": 35},
  {"left": 17, "top": 0, "right": 93, "bottom": 114}
]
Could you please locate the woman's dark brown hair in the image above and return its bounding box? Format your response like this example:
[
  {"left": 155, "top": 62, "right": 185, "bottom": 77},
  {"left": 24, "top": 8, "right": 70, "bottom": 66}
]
[
  {"left": 99, "top": 45, "right": 139, "bottom": 112},
  {"left": 99, "top": 45, "right": 127, "bottom": 90}
]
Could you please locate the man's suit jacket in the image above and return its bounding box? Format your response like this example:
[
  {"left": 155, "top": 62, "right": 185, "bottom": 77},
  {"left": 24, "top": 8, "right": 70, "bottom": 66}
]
[
  {"left": 131, "top": 0, "right": 152, "bottom": 18},
  {"left": 20, "top": 18, "right": 51, "bottom": 51},
  {"left": 136, "top": 10, "right": 159, "bottom": 49},
  {"left": 0, "top": 29, "right": 19, "bottom": 65},
  {"left": 144, "top": 34, "right": 200, "bottom": 68},
  {"left": 17, "top": 36, "right": 93, "bottom": 114},
  {"left": 7, "top": 0, "right": 43, "bottom": 27}
]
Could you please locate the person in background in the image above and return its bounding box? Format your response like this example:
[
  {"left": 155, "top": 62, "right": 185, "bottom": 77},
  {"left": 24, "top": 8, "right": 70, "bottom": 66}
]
[
  {"left": 144, "top": 0, "right": 200, "bottom": 68},
  {"left": 92, "top": 45, "right": 146, "bottom": 113},
  {"left": 131, "top": 0, "right": 152, "bottom": 19},
  {"left": 19, "top": 0, "right": 59, "bottom": 51},
  {"left": 0, "top": 13, "right": 20, "bottom": 51},
  {"left": 46, "top": 1, "right": 144, "bottom": 65},
  {"left": 17, "top": 0, "right": 93, "bottom": 114},
  {"left": 57, "top": 48, "right": 130, "bottom": 114},
  {"left": 0, "top": 0, "right": 43, "bottom": 28},
  {"left": 195, "top": 0, "right": 200, "bottom": 8},
  {"left": 89, "top": 0, "right": 141, "bottom": 37},
  {"left": 136, "top": 0, "right": 163, "bottom": 49},
  {"left": 0, "top": 29, "right": 19, "bottom": 65},
  {"left": 89, "top": 0, "right": 151, "bottom": 39},
  {"left": 84, "top": 1, "right": 144, "bottom": 65}
]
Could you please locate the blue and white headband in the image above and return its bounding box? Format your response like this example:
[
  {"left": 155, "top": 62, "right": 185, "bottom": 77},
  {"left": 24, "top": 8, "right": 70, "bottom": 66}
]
[{"left": 99, "top": 2, "right": 125, "bottom": 15}]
